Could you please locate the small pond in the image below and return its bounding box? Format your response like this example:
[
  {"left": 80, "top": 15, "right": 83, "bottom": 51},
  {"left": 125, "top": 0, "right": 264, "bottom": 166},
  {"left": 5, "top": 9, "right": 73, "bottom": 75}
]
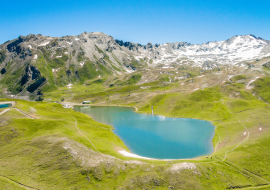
[
  {"left": 0, "top": 104, "right": 11, "bottom": 108},
  {"left": 74, "top": 106, "right": 215, "bottom": 159}
]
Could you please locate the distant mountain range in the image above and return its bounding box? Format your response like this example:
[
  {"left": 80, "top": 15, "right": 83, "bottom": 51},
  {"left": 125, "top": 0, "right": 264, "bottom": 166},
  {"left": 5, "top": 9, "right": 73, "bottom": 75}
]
[
  {"left": 115, "top": 34, "right": 270, "bottom": 66},
  {"left": 0, "top": 32, "right": 270, "bottom": 99}
]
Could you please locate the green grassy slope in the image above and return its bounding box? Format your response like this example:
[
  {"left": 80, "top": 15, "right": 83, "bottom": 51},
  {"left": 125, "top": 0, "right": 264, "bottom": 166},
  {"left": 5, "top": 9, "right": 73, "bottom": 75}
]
[
  {"left": 0, "top": 176, "right": 27, "bottom": 190},
  {"left": 1, "top": 68, "right": 270, "bottom": 189},
  {"left": 1, "top": 95, "right": 269, "bottom": 189}
]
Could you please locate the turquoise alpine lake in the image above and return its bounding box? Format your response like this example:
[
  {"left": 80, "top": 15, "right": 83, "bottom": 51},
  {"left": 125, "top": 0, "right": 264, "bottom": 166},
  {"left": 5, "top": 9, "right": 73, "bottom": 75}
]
[
  {"left": 0, "top": 104, "right": 11, "bottom": 108},
  {"left": 74, "top": 106, "right": 215, "bottom": 159}
]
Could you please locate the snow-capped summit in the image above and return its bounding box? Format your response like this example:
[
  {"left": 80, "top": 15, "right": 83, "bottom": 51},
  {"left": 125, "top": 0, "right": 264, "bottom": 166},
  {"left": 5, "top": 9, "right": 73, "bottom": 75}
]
[{"left": 120, "top": 34, "right": 270, "bottom": 66}]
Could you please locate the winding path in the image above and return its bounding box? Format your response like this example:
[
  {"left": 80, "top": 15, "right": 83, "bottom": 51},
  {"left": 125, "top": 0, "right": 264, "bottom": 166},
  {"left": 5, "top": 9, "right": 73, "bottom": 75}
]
[
  {"left": 0, "top": 175, "right": 37, "bottom": 190},
  {"left": 211, "top": 127, "right": 221, "bottom": 156},
  {"left": 0, "top": 108, "right": 11, "bottom": 115},
  {"left": 13, "top": 108, "right": 36, "bottom": 119},
  {"left": 72, "top": 116, "right": 101, "bottom": 155},
  {"left": 221, "top": 99, "right": 250, "bottom": 161}
]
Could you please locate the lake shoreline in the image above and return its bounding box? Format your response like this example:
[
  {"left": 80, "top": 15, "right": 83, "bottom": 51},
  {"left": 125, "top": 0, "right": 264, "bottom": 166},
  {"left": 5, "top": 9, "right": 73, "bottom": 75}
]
[
  {"left": 74, "top": 103, "right": 216, "bottom": 123},
  {"left": 74, "top": 105, "right": 216, "bottom": 161}
]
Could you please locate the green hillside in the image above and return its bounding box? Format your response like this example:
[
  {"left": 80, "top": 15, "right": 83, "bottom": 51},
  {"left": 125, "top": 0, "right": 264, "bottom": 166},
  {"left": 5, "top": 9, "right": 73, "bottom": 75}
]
[{"left": 1, "top": 62, "right": 270, "bottom": 189}]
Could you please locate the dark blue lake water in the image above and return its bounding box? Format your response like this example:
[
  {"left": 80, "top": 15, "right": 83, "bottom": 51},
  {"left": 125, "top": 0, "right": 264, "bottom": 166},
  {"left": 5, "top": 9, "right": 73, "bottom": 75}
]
[
  {"left": 74, "top": 106, "right": 215, "bottom": 159},
  {"left": 0, "top": 104, "right": 11, "bottom": 108}
]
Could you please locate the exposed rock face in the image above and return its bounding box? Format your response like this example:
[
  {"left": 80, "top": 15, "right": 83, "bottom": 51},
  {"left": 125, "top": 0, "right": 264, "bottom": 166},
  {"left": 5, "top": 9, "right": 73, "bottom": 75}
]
[
  {"left": 0, "top": 32, "right": 138, "bottom": 99},
  {"left": 263, "top": 61, "right": 270, "bottom": 69},
  {"left": 0, "top": 32, "right": 269, "bottom": 100},
  {"left": 169, "top": 162, "right": 197, "bottom": 173},
  {"left": 122, "top": 34, "right": 270, "bottom": 66}
]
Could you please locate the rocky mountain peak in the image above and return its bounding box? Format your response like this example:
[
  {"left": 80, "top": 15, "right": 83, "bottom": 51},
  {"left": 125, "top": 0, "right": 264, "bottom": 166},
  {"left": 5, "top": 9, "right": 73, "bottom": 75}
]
[{"left": 1, "top": 32, "right": 270, "bottom": 100}]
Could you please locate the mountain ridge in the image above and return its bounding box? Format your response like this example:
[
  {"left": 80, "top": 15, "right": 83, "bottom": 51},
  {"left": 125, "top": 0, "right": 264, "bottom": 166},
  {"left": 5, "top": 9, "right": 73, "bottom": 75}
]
[
  {"left": 116, "top": 34, "right": 270, "bottom": 46},
  {"left": 1, "top": 32, "right": 270, "bottom": 100}
]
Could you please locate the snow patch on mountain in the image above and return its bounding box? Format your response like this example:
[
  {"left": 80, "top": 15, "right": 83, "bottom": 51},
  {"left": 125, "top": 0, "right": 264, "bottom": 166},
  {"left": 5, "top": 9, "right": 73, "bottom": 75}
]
[
  {"left": 129, "top": 35, "right": 270, "bottom": 67},
  {"left": 38, "top": 41, "right": 50, "bottom": 46}
]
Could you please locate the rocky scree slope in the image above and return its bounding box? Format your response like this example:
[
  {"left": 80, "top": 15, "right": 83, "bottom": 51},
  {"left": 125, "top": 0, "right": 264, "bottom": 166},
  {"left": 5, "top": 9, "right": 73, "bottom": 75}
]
[
  {"left": 117, "top": 34, "right": 270, "bottom": 68},
  {"left": 0, "top": 32, "right": 141, "bottom": 100}
]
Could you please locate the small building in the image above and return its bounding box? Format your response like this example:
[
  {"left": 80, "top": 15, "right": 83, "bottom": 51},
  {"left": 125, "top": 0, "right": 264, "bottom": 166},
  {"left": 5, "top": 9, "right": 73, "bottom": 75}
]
[
  {"left": 63, "top": 104, "right": 72, "bottom": 108},
  {"left": 82, "top": 101, "right": 91, "bottom": 104}
]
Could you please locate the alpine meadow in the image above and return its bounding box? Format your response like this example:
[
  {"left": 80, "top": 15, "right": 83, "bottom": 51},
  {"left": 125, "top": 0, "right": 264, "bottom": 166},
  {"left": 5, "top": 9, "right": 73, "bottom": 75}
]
[{"left": 1, "top": 1, "right": 270, "bottom": 189}]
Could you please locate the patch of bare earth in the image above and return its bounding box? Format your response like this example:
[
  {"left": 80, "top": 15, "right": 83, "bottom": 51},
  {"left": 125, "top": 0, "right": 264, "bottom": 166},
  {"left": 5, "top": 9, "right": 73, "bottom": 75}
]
[
  {"left": 46, "top": 137, "right": 144, "bottom": 168},
  {"left": 169, "top": 162, "right": 196, "bottom": 173}
]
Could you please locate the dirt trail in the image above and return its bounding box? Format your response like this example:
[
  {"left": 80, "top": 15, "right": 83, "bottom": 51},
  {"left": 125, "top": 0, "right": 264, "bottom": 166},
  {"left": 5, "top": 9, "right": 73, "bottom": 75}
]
[
  {"left": 223, "top": 160, "right": 270, "bottom": 184},
  {"left": 13, "top": 108, "right": 36, "bottom": 119},
  {"left": 72, "top": 116, "right": 101, "bottom": 154},
  {"left": 0, "top": 108, "right": 10, "bottom": 115},
  {"left": 0, "top": 175, "right": 37, "bottom": 190},
  {"left": 212, "top": 157, "right": 270, "bottom": 189},
  {"left": 211, "top": 128, "right": 221, "bottom": 156},
  {"left": 221, "top": 99, "right": 250, "bottom": 161},
  {"left": 233, "top": 184, "right": 270, "bottom": 189}
]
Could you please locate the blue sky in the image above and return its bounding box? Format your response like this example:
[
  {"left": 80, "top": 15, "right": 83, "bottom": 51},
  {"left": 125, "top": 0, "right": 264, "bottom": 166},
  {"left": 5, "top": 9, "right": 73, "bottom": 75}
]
[{"left": 1, "top": 0, "right": 270, "bottom": 45}]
